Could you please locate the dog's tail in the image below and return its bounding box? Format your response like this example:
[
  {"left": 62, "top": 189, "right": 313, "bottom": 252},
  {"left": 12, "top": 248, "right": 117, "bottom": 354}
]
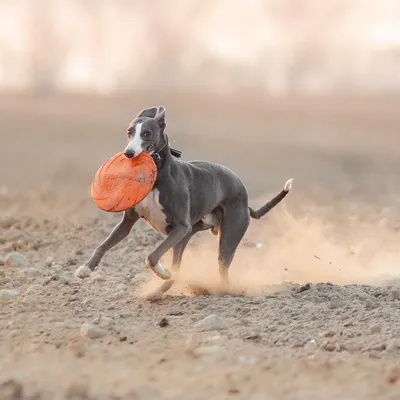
[{"left": 249, "top": 179, "right": 293, "bottom": 220}]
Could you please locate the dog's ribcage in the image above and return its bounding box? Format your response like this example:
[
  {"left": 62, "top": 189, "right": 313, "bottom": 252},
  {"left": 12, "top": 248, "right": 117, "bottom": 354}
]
[{"left": 134, "top": 189, "right": 168, "bottom": 235}]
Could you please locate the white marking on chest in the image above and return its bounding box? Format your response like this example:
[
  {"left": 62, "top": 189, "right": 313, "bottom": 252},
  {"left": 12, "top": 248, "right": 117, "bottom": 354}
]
[
  {"left": 124, "top": 122, "right": 143, "bottom": 156},
  {"left": 135, "top": 189, "right": 168, "bottom": 235}
]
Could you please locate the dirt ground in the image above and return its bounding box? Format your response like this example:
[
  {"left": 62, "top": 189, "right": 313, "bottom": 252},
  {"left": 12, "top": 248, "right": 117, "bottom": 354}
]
[{"left": 1, "top": 92, "right": 400, "bottom": 400}]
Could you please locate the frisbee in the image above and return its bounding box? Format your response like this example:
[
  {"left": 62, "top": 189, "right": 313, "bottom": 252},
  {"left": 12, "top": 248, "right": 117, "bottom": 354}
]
[{"left": 91, "top": 152, "right": 157, "bottom": 212}]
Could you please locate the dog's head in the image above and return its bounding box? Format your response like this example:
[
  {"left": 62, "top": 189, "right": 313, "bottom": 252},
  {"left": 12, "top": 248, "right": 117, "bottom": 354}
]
[{"left": 124, "top": 106, "right": 166, "bottom": 159}]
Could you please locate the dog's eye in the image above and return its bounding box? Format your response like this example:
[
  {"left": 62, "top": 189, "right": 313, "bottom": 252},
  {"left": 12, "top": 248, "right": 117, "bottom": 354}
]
[{"left": 143, "top": 131, "right": 151, "bottom": 137}]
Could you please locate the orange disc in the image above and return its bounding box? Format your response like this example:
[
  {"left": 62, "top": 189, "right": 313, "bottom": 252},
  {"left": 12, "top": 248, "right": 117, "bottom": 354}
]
[{"left": 91, "top": 152, "right": 157, "bottom": 212}]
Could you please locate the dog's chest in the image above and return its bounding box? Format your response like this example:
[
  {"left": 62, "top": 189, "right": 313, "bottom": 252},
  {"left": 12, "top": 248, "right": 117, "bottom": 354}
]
[{"left": 134, "top": 189, "right": 168, "bottom": 235}]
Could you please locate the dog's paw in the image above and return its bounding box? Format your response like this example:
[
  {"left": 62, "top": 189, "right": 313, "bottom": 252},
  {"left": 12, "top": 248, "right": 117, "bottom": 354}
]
[
  {"left": 75, "top": 265, "right": 92, "bottom": 279},
  {"left": 284, "top": 178, "right": 293, "bottom": 192},
  {"left": 145, "top": 258, "right": 171, "bottom": 280}
]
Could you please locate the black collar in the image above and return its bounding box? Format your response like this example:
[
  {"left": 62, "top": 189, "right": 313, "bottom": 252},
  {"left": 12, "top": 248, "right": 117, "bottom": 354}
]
[{"left": 151, "top": 133, "right": 182, "bottom": 164}]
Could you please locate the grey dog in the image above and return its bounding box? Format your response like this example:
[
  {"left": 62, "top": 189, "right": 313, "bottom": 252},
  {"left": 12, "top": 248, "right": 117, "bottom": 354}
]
[{"left": 75, "top": 106, "right": 293, "bottom": 300}]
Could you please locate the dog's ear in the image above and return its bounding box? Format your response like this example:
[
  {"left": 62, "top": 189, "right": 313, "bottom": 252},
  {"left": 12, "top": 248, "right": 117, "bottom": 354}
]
[
  {"left": 136, "top": 107, "right": 158, "bottom": 118},
  {"left": 155, "top": 106, "right": 166, "bottom": 130}
]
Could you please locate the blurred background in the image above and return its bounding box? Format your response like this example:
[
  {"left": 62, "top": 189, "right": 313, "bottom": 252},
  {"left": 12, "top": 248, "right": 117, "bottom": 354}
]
[
  {"left": 1, "top": 0, "right": 400, "bottom": 221},
  {"left": 1, "top": 0, "right": 400, "bottom": 94}
]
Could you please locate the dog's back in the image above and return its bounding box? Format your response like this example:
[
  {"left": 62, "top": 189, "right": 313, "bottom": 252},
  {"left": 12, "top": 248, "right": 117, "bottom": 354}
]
[{"left": 175, "top": 159, "right": 248, "bottom": 213}]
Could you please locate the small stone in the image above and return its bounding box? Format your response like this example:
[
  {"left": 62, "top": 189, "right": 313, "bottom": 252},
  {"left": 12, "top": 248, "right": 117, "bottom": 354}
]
[
  {"left": 0, "top": 289, "right": 20, "bottom": 303},
  {"left": 158, "top": 318, "right": 169, "bottom": 327},
  {"left": 91, "top": 315, "right": 114, "bottom": 329},
  {"left": 9, "top": 329, "right": 21, "bottom": 337},
  {"left": 75, "top": 265, "right": 92, "bottom": 279},
  {"left": 4, "top": 252, "right": 28, "bottom": 269},
  {"left": 59, "top": 272, "right": 75, "bottom": 285},
  {"left": 194, "top": 314, "right": 228, "bottom": 332},
  {"left": 244, "top": 334, "right": 261, "bottom": 342},
  {"left": 80, "top": 323, "right": 107, "bottom": 339},
  {"left": 304, "top": 339, "right": 318, "bottom": 352},
  {"left": 320, "top": 340, "right": 339, "bottom": 352},
  {"left": 45, "top": 256, "right": 54, "bottom": 267},
  {"left": 370, "top": 324, "right": 382, "bottom": 334},
  {"left": 24, "top": 267, "right": 41, "bottom": 279},
  {"left": 26, "top": 284, "right": 44, "bottom": 295},
  {"left": 298, "top": 283, "right": 311, "bottom": 293}
]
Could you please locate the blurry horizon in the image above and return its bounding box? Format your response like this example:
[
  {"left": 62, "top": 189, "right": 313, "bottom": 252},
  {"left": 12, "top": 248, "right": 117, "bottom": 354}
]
[{"left": 1, "top": 0, "right": 400, "bottom": 95}]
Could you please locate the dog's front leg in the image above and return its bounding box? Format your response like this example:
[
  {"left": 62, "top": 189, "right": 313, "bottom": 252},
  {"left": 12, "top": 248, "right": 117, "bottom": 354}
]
[
  {"left": 145, "top": 223, "right": 209, "bottom": 301},
  {"left": 75, "top": 209, "right": 139, "bottom": 278},
  {"left": 145, "top": 224, "right": 191, "bottom": 280}
]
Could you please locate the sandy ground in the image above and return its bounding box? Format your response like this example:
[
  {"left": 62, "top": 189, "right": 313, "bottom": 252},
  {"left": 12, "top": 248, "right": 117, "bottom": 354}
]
[{"left": 1, "top": 92, "right": 400, "bottom": 399}]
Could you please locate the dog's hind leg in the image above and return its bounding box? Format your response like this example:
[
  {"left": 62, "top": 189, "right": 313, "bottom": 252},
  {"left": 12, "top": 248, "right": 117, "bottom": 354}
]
[
  {"left": 75, "top": 209, "right": 139, "bottom": 278},
  {"left": 218, "top": 206, "right": 250, "bottom": 286},
  {"left": 171, "top": 221, "right": 211, "bottom": 272}
]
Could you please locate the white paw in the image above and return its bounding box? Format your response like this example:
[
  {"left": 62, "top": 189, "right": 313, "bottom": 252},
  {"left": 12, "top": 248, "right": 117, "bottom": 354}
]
[
  {"left": 284, "top": 178, "right": 293, "bottom": 192},
  {"left": 75, "top": 265, "right": 92, "bottom": 279},
  {"left": 145, "top": 259, "right": 171, "bottom": 280}
]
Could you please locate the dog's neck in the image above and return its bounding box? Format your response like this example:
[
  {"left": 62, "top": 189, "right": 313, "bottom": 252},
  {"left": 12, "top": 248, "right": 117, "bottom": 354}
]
[{"left": 151, "top": 133, "right": 172, "bottom": 170}]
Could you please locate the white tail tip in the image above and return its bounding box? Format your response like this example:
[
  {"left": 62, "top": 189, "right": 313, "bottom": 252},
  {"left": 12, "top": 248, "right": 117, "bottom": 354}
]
[{"left": 284, "top": 178, "right": 293, "bottom": 192}]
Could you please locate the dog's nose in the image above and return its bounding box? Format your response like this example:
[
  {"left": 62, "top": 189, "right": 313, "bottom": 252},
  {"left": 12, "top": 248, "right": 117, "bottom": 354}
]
[{"left": 124, "top": 150, "right": 135, "bottom": 159}]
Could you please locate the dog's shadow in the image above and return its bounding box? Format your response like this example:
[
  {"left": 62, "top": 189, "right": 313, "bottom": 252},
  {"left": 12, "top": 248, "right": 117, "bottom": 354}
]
[
  {"left": 135, "top": 272, "right": 298, "bottom": 299},
  {"left": 170, "top": 279, "right": 293, "bottom": 298}
]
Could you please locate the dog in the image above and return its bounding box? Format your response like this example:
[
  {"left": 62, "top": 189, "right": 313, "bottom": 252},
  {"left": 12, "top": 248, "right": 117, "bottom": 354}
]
[{"left": 75, "top": 106, "right": 293, "bottom": 300}]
